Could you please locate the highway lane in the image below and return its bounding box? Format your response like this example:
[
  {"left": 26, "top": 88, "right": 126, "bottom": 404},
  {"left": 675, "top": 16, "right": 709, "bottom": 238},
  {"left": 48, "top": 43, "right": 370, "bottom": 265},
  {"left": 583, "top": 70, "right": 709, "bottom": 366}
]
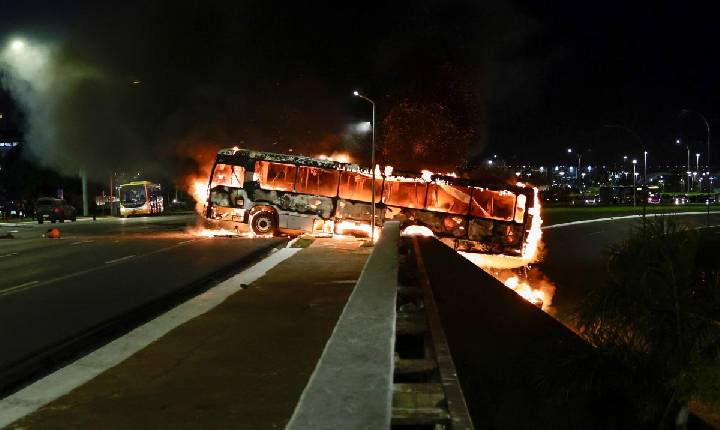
[
  {"left": 538, "top": 212, "right": 720, "bottom": 320},
  {"left": 0, "top": 215, "right": 286, "bottom": 391}
]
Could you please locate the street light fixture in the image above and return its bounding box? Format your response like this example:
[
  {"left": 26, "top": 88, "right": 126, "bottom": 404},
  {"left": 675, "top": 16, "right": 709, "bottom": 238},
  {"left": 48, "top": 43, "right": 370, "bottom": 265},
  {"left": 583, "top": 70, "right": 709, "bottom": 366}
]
[
  {"left": 696, "top": 153, "right": 701, "bottom": 191},
  {"left": 680, "top": 109, "right": 711, "bottom": 172},
  {"left": 10, "top": 39, "right": 25, "bottom": 51},
  {"left": 353, "top": 90, "right": 377, "bottom": 242},
  {"left": 567, "top": 148, "right": 582, "bottom": 190},
  {"left": 632, "top": 159, "right": 637, "bottom": 207}
]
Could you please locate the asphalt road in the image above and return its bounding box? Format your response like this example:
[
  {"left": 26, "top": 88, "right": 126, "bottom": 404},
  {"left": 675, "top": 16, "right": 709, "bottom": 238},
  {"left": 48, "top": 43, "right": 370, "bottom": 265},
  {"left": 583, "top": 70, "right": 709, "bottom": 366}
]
[
  {"left": 539, "top": 212, "right": 720, "bottom": 320},
  {"left": 0, "top": 215, "right": 286, "bottom": 391}
]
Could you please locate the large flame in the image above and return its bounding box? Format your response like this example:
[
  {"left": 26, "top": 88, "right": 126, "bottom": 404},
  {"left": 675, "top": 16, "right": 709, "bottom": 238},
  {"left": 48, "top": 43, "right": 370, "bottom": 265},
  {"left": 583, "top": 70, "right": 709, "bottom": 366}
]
[{"left": 460, "top": 187, "right": 554, "bottom": 312}]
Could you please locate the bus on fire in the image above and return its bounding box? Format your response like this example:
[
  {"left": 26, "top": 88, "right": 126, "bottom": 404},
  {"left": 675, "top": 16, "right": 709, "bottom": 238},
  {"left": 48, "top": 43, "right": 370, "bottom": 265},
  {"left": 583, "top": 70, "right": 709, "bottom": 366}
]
[{"left": 203, "top": 148, "right": 538, "bottom": 256}]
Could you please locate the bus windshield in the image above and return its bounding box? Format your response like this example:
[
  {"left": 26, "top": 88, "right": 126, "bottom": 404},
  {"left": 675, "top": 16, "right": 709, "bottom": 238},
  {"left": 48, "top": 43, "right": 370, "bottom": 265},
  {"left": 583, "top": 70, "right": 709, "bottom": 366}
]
[{"left": 120, "top": 185, "right": 146, "bottom": 208}]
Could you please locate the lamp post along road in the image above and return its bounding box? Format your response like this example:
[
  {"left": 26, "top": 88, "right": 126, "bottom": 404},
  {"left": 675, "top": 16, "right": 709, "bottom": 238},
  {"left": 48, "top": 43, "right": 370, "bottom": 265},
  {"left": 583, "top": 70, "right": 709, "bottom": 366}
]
[
  {"left": 567, "top": 148, "right": 582, "bottom": 191},
  {"left": 354, "top": 90, "right": 377, "bottom": 242},
  {"left": 632, "top": 159, "right": 637, "bottom": 207},
  {"left": 681, "top": 109, "right": 711, "bottom": 172},
  {"left": 696, "top": 153, "right": 701, "bottom": 191}
]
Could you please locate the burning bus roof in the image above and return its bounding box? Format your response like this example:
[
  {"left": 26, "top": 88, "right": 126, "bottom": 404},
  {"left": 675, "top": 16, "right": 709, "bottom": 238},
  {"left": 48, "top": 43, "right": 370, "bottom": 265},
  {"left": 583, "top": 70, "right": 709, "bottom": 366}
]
[
  {"left": 216, "top": 148, "right": 531, "bottom": 194},
  {"left": 217, "top": 147, "right": 347, "bottom": 170}
]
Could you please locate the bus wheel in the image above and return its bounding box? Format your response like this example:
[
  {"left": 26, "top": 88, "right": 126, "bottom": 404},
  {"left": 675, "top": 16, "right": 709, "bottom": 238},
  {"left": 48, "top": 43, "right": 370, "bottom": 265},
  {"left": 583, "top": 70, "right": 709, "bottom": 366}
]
[{"left": 251, "top": 212, "right": 276, "bottom": 235}]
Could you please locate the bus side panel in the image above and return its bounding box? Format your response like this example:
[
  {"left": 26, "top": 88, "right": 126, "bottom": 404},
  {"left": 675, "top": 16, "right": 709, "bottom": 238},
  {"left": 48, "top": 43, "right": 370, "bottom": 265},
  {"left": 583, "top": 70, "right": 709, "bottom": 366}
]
[{"left": 250, "top": 188, "right": 334, "bottom": 219}]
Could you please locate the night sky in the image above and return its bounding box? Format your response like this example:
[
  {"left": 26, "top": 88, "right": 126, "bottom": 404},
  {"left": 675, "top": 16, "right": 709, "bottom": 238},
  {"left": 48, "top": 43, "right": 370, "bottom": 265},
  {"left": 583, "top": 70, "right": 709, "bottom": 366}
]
[{"left": 0, "top": 0, "right": 718, "bottom": 178}]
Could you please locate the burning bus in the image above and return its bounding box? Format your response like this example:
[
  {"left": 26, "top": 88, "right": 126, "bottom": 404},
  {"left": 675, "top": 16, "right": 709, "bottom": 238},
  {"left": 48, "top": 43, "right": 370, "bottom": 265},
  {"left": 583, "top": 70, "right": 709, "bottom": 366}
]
[{"left": 202, "top": 148, "right": 540, "bottom": 257}]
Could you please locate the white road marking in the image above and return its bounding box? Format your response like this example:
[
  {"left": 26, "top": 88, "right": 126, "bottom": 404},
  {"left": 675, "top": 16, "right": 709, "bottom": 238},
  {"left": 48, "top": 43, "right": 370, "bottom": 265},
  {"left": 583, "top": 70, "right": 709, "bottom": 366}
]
[
  {"left": 70, "top": 240, "right": 94, "bottom": 246},
  {"left": 0, "top": 247, "right": 301, "bottom": 427},
  {"left": 543, "top": 211, "right": 719, "bottom": 230},
  {"left": 0, "top": 240, "right": 198, "bottom": 298},
  {"left": 104, "top": 255, "right": 135, "bottom": 264},
  {"left": 1, "top": 281, "right": 39, "bottom": 295}
]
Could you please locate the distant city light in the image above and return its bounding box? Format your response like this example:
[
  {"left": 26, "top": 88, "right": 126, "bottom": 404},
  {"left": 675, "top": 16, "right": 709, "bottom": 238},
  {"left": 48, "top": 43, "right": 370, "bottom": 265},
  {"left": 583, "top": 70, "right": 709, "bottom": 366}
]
[{"left": 487, "top": 160, "right": 493, "bottom": 165}]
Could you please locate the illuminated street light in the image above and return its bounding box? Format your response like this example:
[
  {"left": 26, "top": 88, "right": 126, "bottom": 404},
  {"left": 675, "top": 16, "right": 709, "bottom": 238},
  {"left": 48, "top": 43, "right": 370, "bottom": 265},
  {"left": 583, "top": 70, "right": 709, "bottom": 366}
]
[
  {"left": 632, "top": 159, "right": 637, "bottom": 206},
  {"left": 10, "top": 39, "right": 25, "bottom": 51},
  {"left": 680, "top": 109, "right": 711, "bottom": 172},
  {"left": 696, "top": 153, "right": 701, "bottom": 191},
  {"left": 353, "top": 90, "right": 376, "bottom": 242},
  {"left": 567, "top": 148, "right": 582, "bottom": 190},
  {"left": 355, "top": 121, "right": 371, "bottom": 133}
]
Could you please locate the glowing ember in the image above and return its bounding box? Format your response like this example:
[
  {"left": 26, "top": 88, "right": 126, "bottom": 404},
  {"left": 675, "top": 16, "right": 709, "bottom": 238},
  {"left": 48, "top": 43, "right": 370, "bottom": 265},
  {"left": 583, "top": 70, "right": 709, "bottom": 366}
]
[
  {"left": 335, "top": 220, "right": 380, "bottom": 241},
  {"left": 503, "top": 275, "right": 545, "bottom": 308},
  {"left": 401, "top": 225, "right": 435, "bottom": 237}
]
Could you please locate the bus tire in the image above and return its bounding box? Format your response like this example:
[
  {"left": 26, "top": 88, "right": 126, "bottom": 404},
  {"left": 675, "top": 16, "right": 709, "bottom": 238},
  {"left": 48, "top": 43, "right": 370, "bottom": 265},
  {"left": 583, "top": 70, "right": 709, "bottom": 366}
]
[{"left": 251, "top": 212, "right": 276, "bottom": 235}]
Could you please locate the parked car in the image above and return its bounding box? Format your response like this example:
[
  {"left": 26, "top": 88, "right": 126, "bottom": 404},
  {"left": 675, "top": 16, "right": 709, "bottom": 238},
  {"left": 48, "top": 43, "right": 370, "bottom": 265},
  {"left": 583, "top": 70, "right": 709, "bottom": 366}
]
[{"left": 35, "top": 198, "right": 77, "bottom": 224}]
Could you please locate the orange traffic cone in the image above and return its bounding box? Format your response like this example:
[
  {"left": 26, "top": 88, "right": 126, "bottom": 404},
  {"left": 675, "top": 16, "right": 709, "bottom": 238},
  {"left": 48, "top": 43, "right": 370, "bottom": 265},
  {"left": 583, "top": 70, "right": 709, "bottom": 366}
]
[{"left": 46, "top": 228, "right": 61, "bottom": 239}]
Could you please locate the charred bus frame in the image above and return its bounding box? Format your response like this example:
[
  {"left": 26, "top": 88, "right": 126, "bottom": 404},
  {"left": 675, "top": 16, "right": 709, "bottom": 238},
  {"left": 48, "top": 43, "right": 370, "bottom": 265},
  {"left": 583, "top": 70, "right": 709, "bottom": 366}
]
[{"left": 203, "top": 148, "right": 537, "bottom": 256}]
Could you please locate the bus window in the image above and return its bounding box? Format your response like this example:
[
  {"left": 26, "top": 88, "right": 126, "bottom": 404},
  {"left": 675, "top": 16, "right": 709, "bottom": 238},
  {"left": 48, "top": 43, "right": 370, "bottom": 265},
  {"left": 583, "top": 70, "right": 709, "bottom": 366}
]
[
  {"left": 426, "top": 183, "right": 471, "bottom": 214},
  {"left": 338, "top": 171, "right": 382, "bottom": 202},
  {"left": 211, "top": 164, "right": 245, "bottom": 188},
  {"left": 471, "top": 189, "right": 516, "bottom": 221},
  {"left": 255, "top": 161, "right": 296, "bottom": 191},
  {"left": 383, "top": 180, "right": 426, "bottom": 208},
  {"left": 296, "top": 166, "right": 340, "bottom": 197},
  {"left": 210, "top": 185, "right": 244, "bottom": 208}
]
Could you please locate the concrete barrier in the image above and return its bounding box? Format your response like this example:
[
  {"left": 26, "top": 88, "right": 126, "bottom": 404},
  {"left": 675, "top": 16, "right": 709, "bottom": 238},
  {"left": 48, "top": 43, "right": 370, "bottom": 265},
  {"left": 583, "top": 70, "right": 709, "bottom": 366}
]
[{"left": 287, "top": 221, "right": 400, "bottom": 430}]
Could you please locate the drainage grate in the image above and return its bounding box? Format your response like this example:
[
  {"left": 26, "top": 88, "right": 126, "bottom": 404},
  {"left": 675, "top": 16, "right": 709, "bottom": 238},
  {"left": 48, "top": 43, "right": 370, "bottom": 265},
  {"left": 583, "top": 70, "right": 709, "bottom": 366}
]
[{"left": 391, "top": 238, "right": 474, "bottom": 430}]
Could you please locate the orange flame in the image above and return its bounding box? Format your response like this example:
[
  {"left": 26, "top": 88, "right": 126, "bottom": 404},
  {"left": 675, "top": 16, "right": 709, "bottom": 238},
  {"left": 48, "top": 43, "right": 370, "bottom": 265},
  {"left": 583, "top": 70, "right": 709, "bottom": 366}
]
[{"left": 503, "top": 275, "right": 546, "bottom": 309}]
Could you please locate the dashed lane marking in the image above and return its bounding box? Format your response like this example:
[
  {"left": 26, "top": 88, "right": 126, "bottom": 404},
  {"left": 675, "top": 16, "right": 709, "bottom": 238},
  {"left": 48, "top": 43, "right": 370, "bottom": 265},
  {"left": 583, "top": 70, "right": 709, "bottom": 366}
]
[
  {"left": 70, "top": 240, "right": 94, "bottom": 246},
  {"left": 104, "top": 255, "right": 136, "bottom": 264},
  {"left": 1, "top": 281, "right": 39, "bottom": 295},
  {"left": 0, "top": 239, "right": 201, "bottom": 298}
]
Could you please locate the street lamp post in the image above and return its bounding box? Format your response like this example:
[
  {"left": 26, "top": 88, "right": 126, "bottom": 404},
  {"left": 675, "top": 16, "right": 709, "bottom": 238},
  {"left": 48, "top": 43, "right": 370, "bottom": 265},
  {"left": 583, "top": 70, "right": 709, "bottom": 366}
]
[
  {"left": 632, "top": 159, "right": 637, "bottom": 207},
  {"left": 696, "top": 153, "right": 701, "bottom": 192},
  {"left": 643, "top": 150, "right": 648, "bottom": 184},
  {"left": 353, "top": 90, "right": 376, "bottom": 242},
  {"left": 567, "top": 148, "right": 582, "bottom": 190},
  {"left": 680, "top": 109, "right": 711, "bottom": 172}
]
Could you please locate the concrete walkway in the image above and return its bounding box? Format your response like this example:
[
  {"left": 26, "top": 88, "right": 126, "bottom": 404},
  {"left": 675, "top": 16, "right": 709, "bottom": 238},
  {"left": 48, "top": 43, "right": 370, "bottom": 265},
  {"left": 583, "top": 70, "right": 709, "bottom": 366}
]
[{"left": 5, "top": 237, "right": 370, "bottom": 430}]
